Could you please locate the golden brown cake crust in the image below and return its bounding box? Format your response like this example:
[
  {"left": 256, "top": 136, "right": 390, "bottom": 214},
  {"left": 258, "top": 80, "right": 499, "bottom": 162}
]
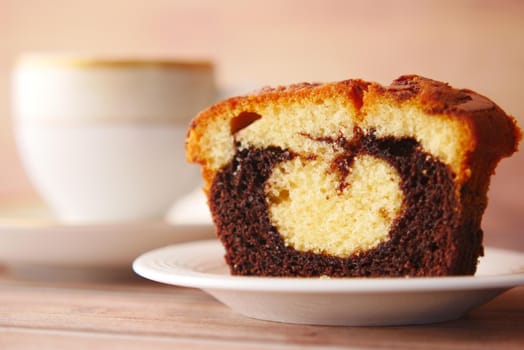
[{"left": 186, "top": 75, "right": 520, "bottom": 193}]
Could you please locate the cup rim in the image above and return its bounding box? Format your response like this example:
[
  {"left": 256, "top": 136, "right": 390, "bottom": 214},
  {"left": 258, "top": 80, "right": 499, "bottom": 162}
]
[{"left": 15, "top": 53, "right": 214, "bottom": 70}]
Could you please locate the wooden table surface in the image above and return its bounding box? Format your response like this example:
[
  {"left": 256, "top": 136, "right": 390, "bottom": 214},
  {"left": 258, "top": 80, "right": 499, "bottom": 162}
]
[
  {"left": 0, "top": 152, "right": 523, "bottom": 349},
  {"left": 0, "top": 276, "right": 522, "bottom": 350}
]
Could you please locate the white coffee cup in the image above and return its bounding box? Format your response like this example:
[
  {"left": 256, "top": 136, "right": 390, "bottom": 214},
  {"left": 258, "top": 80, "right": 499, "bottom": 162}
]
[{"left": 12, "top": 54, "right": 216, "bottom": 224}]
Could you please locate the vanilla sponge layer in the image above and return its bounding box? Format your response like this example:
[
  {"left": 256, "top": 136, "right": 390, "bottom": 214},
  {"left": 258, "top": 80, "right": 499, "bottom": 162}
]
[
  {"left": 266, "top": 154, "right": 404, "bottom": 257},
  {"left": 194, "top": 98, "right": 471, "bottom": 183}
]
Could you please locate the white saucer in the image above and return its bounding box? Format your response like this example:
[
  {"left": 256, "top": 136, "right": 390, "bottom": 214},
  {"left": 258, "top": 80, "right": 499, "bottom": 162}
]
[
  {"left": 133, "top": 240, "right": 524, "bottom": 326},
  {"left": 0, "top": 201, "right": 215, "bottom": 280}
]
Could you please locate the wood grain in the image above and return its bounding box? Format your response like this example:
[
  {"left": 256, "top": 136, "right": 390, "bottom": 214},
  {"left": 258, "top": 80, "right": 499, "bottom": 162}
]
[{"left": 0, "top": 277, "right": 523, "bottom": 349}]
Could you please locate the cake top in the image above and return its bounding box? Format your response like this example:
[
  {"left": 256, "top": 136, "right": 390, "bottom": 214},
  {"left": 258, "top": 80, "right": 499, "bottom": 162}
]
[
  {"left": 383, "top": 75, "right": 498, "bottom": 114},
  {"left": 244, "top": 75, "right": 502, "bottom": 116},
  {"left": 186, "top": 75, "right": 521, "bottom": 192}
]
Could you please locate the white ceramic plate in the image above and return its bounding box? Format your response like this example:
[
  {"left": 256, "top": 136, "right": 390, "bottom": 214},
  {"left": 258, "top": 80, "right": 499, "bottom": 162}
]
[
  {"left": 133, "top": 240, "right": 524, "bottom": 326},
  {"left": 0, "top": 201, "right": 215, "bottom": 279}
]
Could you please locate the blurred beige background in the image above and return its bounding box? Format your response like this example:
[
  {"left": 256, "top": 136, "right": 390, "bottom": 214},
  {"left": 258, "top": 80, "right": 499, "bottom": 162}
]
[{"left": 1, "top": 0, "right": 523, "bottom": 199}]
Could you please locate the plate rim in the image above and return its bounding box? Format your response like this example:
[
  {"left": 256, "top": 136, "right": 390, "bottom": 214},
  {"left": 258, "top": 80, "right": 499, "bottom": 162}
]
[{"left": 133, "top": 239, "right": 524, "bottom": 293}]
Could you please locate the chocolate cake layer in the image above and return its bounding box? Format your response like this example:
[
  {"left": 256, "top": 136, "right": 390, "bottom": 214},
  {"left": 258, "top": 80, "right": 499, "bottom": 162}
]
[{"left": 209, "top": 129, "right": 480, "bottom": 277}]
